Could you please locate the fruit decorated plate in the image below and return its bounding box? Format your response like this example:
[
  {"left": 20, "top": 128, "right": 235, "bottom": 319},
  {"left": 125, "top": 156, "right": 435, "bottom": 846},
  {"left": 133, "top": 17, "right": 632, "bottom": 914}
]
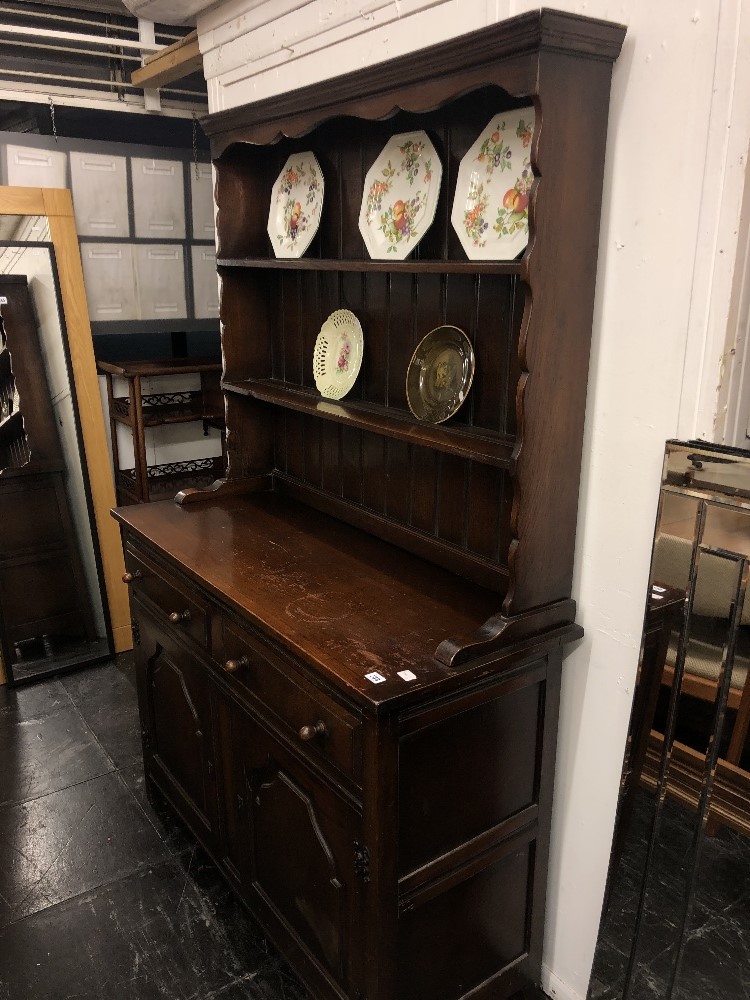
[
  {"left": 359, "top": 131, "right": 442, "bottom": 260},
  {"left": 268, "top": 152, "right": 324, "bottom": 259},
  {"left": 450, "top": 109, "right": 534, "bottom": 260},
  {"left": 313, "top": 309, "right": 364, "bottom": 400},
  {"left": 406, "top": 325, "right": 475, "bottom": 424}
]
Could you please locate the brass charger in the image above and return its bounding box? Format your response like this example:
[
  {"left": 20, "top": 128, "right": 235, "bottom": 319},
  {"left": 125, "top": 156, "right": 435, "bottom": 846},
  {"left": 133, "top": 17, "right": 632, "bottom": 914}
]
[{"left": 406, "top": 324, "right": 475, "bottom": 423}]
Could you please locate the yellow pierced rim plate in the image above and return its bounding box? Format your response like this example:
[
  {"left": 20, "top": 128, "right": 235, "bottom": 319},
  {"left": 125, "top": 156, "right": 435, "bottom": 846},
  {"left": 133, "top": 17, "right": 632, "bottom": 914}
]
[
  {"left": 313, "top": 309, "right": 364, "bottom": 400},
  {"left": 406, "top": 325, "right": 475, "bottom": 424}
]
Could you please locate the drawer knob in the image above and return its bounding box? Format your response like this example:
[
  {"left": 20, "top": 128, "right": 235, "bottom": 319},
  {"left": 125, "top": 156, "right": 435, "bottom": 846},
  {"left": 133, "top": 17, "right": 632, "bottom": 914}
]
[
  {"left": 168, "top": 609, "right": 192, "bottom": 625},
  {"left": 224, "top": 655, "right": 249, "bottom": 673},
  {"left": 122, "top": 570, "right": 143, "bottom": 584},
  {"left": 299, "top": 721, "right": 328, "bottom": 742}
]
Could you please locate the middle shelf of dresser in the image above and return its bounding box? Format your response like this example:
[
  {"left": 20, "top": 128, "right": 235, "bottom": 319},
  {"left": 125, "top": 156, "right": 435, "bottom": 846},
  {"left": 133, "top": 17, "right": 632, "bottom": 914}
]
[{"left": 223, "top": 377, "right": 516, "bottom": 469}]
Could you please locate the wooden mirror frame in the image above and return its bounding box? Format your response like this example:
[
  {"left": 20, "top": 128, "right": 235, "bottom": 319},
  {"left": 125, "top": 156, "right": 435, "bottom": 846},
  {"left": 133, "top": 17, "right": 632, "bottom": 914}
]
[{"left": 0, "top": 185, "right": 131, "bottom": 684}]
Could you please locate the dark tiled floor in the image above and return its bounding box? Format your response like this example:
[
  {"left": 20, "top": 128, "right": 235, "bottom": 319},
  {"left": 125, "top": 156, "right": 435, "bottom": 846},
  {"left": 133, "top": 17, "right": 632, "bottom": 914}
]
[
  {"left": 0, "top": 658, "right": 311, "bottom": 1000},
  {"left": 589, "top": 788, "right": 750, "bottom": 1000}
]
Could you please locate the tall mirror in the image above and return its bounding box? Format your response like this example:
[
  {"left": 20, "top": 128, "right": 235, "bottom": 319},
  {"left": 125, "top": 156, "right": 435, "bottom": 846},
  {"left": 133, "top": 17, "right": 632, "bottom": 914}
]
[
  {"left": 0, "top": 219, "right": 112, "bottom": 683},
  {"left": 590, "top": 440, "right": 750, "bottom": 1000}
]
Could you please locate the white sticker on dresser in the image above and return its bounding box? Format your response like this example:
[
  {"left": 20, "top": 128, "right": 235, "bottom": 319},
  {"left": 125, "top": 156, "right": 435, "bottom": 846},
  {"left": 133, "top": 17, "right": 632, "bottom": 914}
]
[
  {"left": 365, "top": 671, "right": 386, "bottom": 684},
  {"left": 397, "top": 670, "right": 417, "bottom": 682}
]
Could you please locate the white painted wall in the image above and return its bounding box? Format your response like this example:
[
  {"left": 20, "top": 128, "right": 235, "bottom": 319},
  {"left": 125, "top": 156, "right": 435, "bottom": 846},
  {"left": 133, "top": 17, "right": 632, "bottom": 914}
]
[{"left": 195, "top": 3, "right": 750, "bottom": 999}]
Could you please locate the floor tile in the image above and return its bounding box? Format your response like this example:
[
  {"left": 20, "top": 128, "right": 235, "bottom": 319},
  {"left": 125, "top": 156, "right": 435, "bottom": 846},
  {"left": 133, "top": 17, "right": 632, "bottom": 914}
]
[
  {"left": 650, "top": 889, "right": 750, "bottom": 1000},
  {"left": 0, "top": 692, "right": 113, "bottom": 808},
  {"left": 0, "top": 770, "right": 170, "bottom": 927},
  {"left": 587, "top": 976, "right": 615, "bottom": 1000},
  {"left": 0, "top": 677, "right": 69, "bottom": 722},
  {"left": 0, "top": 859, "right": 292, "bottom": 1000},
  {"left": 60, "top": 662, "right": 142, "bottom": 769},
  {"left": 590, "top": 782, "right": 750, "bottom": 1000},
  {"left": 119, "top": 760, "right": 198, "bottom": 859},
  {"left": 115, "top": 650, "right": 137, "bottom": 690}
]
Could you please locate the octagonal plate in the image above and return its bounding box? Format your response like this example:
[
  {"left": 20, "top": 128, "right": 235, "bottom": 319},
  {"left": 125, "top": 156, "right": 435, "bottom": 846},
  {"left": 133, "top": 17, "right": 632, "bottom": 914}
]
[
  {"left": 268, "top": 152, "right": 324, "bottom": 259},
  {"left": 359, "top": 131, "right": 442, "bottom": 260},
  {"left": 450, "top": 109, "right": 534, "bottom": 261}
]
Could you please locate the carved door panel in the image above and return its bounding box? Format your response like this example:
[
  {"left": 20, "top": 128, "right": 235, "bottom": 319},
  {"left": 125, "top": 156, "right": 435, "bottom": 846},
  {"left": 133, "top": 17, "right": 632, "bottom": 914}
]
[
  {"left": 230, "top": 706, "right": 365, "bottom": 994},
  {"left": 134, "top": 604, "right": 219, "bottom": 847}
]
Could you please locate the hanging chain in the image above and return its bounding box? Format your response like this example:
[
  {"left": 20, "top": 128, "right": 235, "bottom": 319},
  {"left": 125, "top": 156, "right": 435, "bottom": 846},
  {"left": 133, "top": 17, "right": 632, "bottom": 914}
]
[
  {"left": 48, "top": 96, "right": 58, "bottom": 142},
  {"left": 192, "top": 112, "right": 200, "bottom": 180}
]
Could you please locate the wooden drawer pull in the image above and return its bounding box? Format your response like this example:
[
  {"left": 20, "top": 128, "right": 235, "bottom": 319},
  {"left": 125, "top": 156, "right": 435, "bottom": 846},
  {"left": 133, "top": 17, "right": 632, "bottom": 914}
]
[
  {"left": 168, "top": 609, "right": 192, "bottom": 624},
  {"left": 299, "top": 721, "right": 328, "bottom": 742},
  {"left": 224, "top": 655, "right": 249, "bottom": 673},
  {"left": 122, "top": 570, "right": 143, "bottom": 584}
]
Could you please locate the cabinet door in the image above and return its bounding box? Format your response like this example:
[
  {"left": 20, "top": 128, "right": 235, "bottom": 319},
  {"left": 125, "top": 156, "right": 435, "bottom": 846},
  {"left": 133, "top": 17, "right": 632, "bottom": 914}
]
[
  {"left": 191, "top": 245, "right": 219, "bottom": 319},
  {"left": 131, "top": 157, "right": 186, "bottom": 239},
  {"left": 190, "top": 162, "right": 215, "bottom": 240},
  {"left": 134, "top": 606, "right": 219, "bottom": 848},
  {"left": 134, "top": 245, "right": 187, "bottom": 321},
  {"left": 219, "top": 697, "right": 364, "bottom": 993},
  {"left": 4, "top": 145, "right": 67, "bottom": 188},
  {"left": 70, "top": 151, "right": 129, "bottom": 238},
  {"left": 80, "top": 244, "right": 138, "bottom": 322}
]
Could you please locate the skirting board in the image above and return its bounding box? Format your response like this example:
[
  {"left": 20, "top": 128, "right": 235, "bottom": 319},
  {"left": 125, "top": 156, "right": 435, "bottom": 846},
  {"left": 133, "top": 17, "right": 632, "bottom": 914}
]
[{"left": 542, "top": 965, "right": 584, "bottom": 1000}]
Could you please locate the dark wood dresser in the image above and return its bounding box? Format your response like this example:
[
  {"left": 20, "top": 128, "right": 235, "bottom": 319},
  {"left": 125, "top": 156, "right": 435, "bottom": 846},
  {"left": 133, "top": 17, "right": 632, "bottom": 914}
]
[{"left": 113, "top": 11, "right": 626, "bottom": 1000}]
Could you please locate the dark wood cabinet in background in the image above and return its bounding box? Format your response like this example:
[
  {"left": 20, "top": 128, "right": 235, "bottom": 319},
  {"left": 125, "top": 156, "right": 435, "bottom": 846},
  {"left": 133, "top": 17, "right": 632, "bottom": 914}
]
[
  {"left": 98, "top": 356, "right": 226, "bottom": 505},
  {"left": 115, "top": 11, "right": 626, "bottom": 1000}
]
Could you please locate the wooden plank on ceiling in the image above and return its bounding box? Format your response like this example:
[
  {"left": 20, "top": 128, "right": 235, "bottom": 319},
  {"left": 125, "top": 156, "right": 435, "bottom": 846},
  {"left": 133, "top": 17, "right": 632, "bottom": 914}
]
[{"left": 131, "top": 28, "right": 201, "bottom": 88}]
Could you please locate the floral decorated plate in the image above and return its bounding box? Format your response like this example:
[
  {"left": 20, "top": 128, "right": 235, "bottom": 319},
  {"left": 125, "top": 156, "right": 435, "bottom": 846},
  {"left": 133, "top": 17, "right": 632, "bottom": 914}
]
[
  {"left": 268, "top": 152, "right": 324, "bottom": 259},
  {"left": 359, "top": 131, "right": 442, "bottom": 260},
  {"left": 313, "top": 309, "right": 364, "bottom": 400},
  {"left": 406, "top": 325, "right": 475, "bottom": 424},
  {"left": 450, "top": 109, "right": 534, "bottom": 261}
]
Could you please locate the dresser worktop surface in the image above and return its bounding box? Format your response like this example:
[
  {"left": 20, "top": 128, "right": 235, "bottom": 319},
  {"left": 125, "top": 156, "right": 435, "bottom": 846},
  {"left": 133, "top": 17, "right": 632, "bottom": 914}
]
[{"left": 114, "top": 491, "right": 575, "bottom": 709}]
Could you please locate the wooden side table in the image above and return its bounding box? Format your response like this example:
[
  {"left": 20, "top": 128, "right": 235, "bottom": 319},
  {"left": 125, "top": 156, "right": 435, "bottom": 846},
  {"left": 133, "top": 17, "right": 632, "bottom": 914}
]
[{"left": 98, "top": 357, "right": 226, "bottom": 504}]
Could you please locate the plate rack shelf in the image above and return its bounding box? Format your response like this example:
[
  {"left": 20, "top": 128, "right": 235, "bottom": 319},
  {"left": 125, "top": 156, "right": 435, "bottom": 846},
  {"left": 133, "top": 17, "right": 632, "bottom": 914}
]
[
  {"left": 222, "top": 377, "right": 515, "bottom": 469},
  {"left": 212, "top": 69, "right": 597, "bottom": 608},
  {"left": 217, "top": 257, "right": 523, "bottom": 274}
]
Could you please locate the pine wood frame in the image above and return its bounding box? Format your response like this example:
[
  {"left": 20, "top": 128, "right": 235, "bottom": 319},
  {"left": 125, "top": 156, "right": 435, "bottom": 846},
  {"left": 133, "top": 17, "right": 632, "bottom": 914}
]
[{"left": 0, "top": 185, "right": 131, "bottom": 676}]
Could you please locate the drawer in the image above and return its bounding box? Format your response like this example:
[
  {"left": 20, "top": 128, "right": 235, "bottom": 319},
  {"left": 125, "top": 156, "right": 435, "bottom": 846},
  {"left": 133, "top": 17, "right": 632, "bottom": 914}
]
[
  {"left": 70, "top": 151, "right": 129, "bottom": 238},
  {"left": 80, "top": 244, "right": 138, "bottom": 322},
  {"left": 131, "top": 157, "right": 186, "bottom": 239},
  {"left": 134, "top": 244, "right": 187, "bottom": 321},
  {"left": 190, "top": 162, "right": 215, "bottom": 240},
  {"left": 191, "top": 245, "right": 219, "bottom": 319},
  {"left": 218, "top": 616, "right": 362, "bottom": 785},
  {"left": 4, "top": 144, "right": 67, "bottom": 188},
  {"left": 125, "top": 546, "right": 208, "bottom": 649}
]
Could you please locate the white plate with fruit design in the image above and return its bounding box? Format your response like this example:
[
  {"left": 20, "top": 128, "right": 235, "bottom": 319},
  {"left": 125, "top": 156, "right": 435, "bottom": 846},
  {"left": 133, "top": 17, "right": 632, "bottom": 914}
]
[
  {"left": 313, "top": 309, "right": 363, "bottom": 400},
  {"left": 268, "top": 152, "right": 324, "bottom": 259},
  {"left": 450, "top": 109, "right": 534, "bottom": 261},
  {"left": 359, "top": 131, "right": 442, "bottom": 261}
]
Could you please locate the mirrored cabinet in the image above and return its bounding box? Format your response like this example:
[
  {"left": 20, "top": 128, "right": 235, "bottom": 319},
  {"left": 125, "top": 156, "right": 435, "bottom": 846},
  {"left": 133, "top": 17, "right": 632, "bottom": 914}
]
[
  {"left": 592, "top": 439, "right": 750, "bottom": 1000},
  {"left": 0, "top": 252, "right": 112, "bottom": 684}
]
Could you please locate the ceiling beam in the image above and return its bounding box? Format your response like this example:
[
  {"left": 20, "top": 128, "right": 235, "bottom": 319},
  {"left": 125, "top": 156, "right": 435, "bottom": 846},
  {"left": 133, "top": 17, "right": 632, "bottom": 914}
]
[
  {"left": 19, "top": 0, "right": 132, "bottom": 13},
  {"left": 131, "top": 28, "right": 202, "bottom": 89}
]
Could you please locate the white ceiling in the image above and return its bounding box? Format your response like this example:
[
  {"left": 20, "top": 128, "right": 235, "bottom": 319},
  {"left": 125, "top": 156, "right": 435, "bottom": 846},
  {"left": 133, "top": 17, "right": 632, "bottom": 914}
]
[
  {"left": 121, "top": 0, "right": 221, "bottom": 24},
  {"left": 18, "top": 0, "right": 133, "bottom": 13}
]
